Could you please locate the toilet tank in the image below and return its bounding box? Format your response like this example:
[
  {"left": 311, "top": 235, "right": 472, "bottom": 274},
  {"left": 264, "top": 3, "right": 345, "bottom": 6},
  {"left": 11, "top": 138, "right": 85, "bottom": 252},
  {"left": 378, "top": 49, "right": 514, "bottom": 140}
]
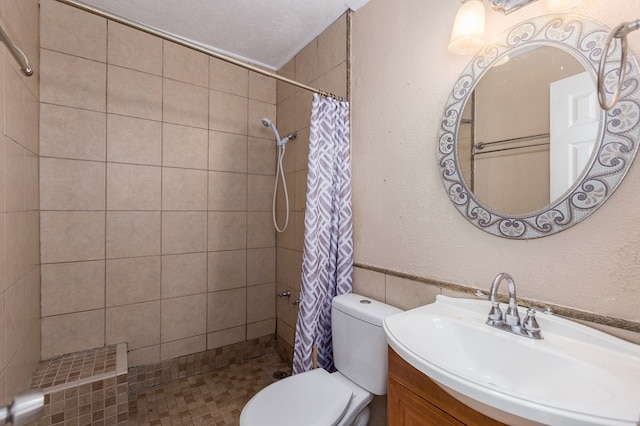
[{"left": 331, "top": 293, "right": 402, "bottom": 395}]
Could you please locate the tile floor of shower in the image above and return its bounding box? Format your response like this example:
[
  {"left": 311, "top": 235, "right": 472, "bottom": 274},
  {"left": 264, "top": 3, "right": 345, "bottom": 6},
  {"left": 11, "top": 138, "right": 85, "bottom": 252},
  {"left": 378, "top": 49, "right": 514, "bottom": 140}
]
[{"left": 128, "top": 350, "right": 290, "bottom": 425}]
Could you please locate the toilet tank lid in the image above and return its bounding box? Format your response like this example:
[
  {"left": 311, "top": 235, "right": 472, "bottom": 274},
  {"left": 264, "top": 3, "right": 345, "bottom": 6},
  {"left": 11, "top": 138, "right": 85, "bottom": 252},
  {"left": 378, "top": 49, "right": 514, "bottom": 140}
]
[{"left": 332, "top": 293, "right": 402, "bottom": 326}]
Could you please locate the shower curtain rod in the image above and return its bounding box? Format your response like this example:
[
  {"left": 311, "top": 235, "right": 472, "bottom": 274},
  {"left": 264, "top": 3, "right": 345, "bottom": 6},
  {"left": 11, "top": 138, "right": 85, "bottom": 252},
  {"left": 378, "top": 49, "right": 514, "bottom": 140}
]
[
  {"left": 0, "top": 24, "right": 33, "bottom": 76},
  {"left": 54, "top": 0, "right": 346, "bottom": 101}
]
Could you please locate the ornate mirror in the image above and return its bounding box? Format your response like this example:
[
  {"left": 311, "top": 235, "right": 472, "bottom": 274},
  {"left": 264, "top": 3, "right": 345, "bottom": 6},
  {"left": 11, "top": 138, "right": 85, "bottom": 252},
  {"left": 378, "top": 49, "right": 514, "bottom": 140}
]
[{"left": 438, "top": 15, "right": 640, "bottom": 239}]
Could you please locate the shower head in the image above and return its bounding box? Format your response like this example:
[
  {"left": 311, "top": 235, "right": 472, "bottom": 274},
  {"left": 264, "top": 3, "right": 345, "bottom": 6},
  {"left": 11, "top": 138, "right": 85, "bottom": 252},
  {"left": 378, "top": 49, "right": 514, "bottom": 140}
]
[
  {"left": 261, "top": 117, "right": 283, "bottom": 145},
  {"left": 261, "top": 118, "right": 296, "bottom": 147}
]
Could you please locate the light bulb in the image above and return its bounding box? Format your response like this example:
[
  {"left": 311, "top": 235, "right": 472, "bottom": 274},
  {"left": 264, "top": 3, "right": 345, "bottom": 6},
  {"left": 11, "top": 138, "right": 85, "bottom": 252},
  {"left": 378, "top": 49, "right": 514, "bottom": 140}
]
[{"left": 449, "top": 0, "right": 486, "bottom": 55}]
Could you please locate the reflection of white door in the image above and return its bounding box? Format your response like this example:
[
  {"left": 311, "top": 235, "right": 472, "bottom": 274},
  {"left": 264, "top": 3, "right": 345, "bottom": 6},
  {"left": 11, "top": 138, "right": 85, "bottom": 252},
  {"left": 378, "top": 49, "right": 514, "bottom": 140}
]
[{"left": 549, "top": 71, "right": 599, "bottom": 202}]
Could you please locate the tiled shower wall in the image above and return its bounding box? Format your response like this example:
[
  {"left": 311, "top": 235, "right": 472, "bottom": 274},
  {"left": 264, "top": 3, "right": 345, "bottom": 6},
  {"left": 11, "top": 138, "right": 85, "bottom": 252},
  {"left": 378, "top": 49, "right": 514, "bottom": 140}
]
[
  {"left": 39, "top": 0, "right": 278, "bottom": 367},
  {"left": 275, "top": 15, "right": 349, "bottom": 362},
  {"left": 0, "top": 0, "right": 41, "bottom": 406}
]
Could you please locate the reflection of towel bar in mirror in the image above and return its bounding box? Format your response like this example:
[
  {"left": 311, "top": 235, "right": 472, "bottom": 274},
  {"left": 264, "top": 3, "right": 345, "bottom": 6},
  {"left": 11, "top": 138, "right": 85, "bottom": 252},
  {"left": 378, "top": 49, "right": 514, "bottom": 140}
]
[
  {"left": 475, "top": 132, "right": 550, "bottom": 150},
  {"left": 474, "top": 142, "right": 549, "bottom": 156},
  {"left": 473, "top": 133, "right": 550, "bottom": 155}
]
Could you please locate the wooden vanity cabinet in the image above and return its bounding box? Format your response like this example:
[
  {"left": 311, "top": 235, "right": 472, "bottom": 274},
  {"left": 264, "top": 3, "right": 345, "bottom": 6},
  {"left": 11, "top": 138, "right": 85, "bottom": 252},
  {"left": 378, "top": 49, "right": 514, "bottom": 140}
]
[{"left": 387, "top": 348, "right": 507, "bottom": 426}]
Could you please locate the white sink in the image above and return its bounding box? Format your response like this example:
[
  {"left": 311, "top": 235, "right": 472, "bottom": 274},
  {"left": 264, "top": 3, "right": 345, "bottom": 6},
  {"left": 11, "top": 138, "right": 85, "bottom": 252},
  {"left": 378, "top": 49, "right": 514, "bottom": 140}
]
[{"left": 383, "top": 295, "right": 640, "bottom": 426}]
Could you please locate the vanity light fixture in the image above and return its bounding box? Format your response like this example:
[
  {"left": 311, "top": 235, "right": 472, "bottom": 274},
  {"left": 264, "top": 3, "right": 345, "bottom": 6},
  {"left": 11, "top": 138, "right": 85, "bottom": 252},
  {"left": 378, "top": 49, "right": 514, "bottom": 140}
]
[
  {"left": 450, "top": 0, "right": 588, "bottom": 55},
  {"left": 448, "top": 0, "right": 486, "bottom": 55}
]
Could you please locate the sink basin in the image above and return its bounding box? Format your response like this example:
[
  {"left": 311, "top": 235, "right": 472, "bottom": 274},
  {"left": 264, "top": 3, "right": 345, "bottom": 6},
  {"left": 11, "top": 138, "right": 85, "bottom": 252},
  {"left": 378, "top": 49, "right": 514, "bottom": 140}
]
[{"left": 383, "top": 295, "right": 640, "bottom": 426}]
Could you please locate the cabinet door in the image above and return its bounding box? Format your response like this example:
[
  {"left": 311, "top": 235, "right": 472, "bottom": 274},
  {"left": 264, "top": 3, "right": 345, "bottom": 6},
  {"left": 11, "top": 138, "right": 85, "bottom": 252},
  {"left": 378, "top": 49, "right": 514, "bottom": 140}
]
[
  {"left": 388, "top": 348, "right": 507, "bottom": 426},
  {"left": 388, "top": 378, "right": 464, "bottom": 426}
]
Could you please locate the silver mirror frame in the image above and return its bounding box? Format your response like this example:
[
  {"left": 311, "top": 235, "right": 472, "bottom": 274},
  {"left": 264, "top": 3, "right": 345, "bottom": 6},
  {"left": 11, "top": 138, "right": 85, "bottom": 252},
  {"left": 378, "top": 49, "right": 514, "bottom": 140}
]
[
  {"left": 437, "top": 15, "right": 640, "bottom": 239},
  {"left": 489, "top": 0, "right": 538, "bottom": 15}
]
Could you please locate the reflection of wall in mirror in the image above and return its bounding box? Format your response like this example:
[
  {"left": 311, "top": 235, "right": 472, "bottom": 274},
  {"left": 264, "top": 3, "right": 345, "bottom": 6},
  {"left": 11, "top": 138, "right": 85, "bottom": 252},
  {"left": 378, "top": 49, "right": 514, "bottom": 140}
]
[
  {"left": 471, "top": 46, "right": 585, "bottom": 215},
  {"left": 458, "top": 94, "right": 473, "bottom": 190}
]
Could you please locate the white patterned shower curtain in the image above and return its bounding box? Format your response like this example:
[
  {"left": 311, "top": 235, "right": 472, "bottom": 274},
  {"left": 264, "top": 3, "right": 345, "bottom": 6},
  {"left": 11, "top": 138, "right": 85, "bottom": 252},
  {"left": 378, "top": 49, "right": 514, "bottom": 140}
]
[{"left": 292, "top": 94, "right": 353, "bottom": 375}]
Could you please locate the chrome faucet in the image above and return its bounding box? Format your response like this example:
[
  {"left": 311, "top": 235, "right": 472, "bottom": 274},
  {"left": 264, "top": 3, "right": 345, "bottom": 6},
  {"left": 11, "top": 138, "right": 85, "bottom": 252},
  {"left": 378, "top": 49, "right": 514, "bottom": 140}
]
[{"left": 485, "top": 272, "right": 542, "bottom": 339}]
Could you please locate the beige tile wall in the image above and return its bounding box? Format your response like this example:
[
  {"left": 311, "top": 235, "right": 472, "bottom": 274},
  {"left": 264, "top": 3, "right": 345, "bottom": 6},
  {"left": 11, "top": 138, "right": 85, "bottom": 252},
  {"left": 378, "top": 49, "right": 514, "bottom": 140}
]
[
  {"left": 275, "top": 15, "right": 348, "bottom": 362},
  {"left": 353, "top": 264, "right": 640, "bottom": 346},
  {"left": 352, "top": 267, "right": 442, "bottom": 310},
  {"left": 39, "top": 0, "right": 277, "bottom": 367},
  {"left": 0, "top": 0, "right": 41, "bottom": 406}
]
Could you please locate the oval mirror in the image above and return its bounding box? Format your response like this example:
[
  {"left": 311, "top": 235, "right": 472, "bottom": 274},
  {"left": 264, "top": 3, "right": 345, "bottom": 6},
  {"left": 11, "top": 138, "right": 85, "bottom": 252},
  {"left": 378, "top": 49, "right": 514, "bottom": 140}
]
[{"left": 438, "top": 15, "right": 640, "bottom": 239}]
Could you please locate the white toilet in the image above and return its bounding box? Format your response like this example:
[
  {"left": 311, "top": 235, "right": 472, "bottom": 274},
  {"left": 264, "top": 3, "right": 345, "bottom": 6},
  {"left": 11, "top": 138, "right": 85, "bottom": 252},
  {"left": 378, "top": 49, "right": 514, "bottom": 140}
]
[{"left": 240, "top": 293, "right": 402, "bottom": 426}]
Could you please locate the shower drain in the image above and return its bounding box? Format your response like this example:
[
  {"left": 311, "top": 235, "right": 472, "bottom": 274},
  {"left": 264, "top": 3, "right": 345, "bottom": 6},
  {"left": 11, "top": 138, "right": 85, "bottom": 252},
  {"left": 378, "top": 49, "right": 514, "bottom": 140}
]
[{"left": 272, "top": 371, "right": 289, "bottom": 380}]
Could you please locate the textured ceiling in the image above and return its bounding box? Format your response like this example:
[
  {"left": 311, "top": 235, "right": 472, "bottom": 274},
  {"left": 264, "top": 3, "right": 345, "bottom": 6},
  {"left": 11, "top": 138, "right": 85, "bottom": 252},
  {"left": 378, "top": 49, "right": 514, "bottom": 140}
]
[{"left": 79, "top": 0, "right": 369, "bottom": 70}]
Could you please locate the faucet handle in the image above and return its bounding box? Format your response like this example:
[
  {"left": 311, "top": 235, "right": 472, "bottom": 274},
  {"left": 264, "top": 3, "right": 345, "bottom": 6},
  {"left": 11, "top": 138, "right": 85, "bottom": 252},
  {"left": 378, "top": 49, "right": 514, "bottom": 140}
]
[
  {"left": 522, "top": 308, "right": 543, "bottom": 339},
  {"left": 504, "top": 303, "right": 521, "bottom": 326},
  {"left": 487, "top": 301, "right": 503, "bottom": 323},
  {"left": 523, "top": 308, "right": 540, "bottom": 332},
  {"left": 475, "top": 290, "right": 488, "bottom": 299}
]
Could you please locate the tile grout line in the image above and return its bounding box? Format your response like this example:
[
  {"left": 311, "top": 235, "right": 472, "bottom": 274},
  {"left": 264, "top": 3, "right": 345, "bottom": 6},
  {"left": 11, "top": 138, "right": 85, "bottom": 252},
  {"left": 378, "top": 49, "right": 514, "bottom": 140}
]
[
  {"left": 159, "top": 37, "right": 165, "bottom": 362},
  {"left": 245, "top": 69, "right": 250, "bottom": 342},
  {"left": 206, "top": 55, "right": 211, "bottom": 353},
  {"left": 103, "top": 18, "right": 110, "bottom": 350}
]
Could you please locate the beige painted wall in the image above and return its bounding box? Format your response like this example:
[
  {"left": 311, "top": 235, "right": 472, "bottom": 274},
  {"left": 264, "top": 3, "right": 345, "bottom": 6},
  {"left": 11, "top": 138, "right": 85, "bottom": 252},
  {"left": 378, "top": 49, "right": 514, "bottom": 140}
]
[{"left": 350, "top": 0, "right": 640, "bottom": 326}]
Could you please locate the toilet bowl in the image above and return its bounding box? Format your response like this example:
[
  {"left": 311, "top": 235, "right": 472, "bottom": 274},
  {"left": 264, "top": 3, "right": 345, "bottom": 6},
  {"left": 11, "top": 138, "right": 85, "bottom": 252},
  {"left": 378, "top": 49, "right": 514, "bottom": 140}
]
[
  {"left": 240, "top": 293, "right": 402, "bottom": 426},
  {"left": 240, "top": 368, "right": 372, "bottom": 426}
]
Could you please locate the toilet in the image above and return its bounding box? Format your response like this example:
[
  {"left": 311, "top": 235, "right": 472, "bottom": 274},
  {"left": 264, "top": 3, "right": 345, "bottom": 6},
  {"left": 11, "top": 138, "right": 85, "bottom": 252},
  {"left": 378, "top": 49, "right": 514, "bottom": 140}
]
[{"left": 240, "top": 293, "right": 402, "bottom": 426}]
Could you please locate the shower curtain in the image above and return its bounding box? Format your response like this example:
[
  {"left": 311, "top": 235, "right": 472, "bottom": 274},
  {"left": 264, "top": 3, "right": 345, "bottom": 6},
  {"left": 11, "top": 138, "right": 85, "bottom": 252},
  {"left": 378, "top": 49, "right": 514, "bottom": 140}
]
[{"left": 292, "top": 93, "right": 353, "bottom": 374}]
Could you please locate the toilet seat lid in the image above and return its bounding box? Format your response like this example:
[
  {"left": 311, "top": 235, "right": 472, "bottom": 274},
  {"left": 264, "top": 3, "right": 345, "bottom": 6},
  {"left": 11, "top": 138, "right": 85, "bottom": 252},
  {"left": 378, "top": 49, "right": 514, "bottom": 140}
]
[{"left": 240, "top": 368, "right": 353, "bottom": 426}]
